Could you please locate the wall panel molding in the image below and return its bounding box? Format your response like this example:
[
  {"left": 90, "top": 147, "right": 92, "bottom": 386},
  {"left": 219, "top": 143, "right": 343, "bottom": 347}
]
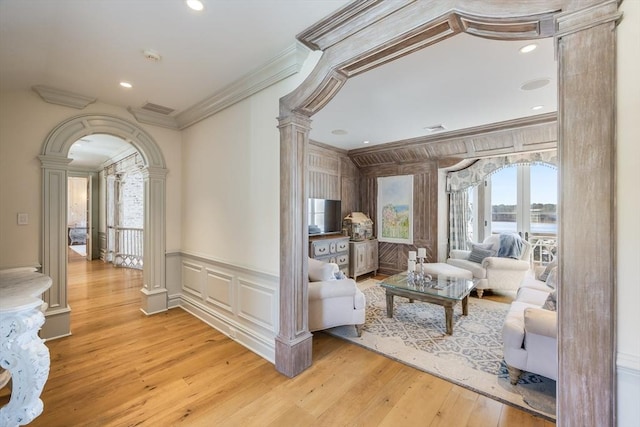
[{"left": 175, "top": 252, "right": 279, "bottom": 364}]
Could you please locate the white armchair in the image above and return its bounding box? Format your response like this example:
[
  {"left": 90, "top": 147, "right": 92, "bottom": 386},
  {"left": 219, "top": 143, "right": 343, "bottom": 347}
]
[
  {"left": 446, "top": 234, "right": 531, "bottom": 298},
  {"left": 308, "top": 257, "right": 366, "bottom": 336},
  {"left": 502, "top": 271, "right": 558, "bottom": 384}
]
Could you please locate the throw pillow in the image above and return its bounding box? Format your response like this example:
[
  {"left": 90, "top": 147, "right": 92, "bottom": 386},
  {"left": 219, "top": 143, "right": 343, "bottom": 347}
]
[
  {"left": 468, "top": 244, "right": 496, "bottom": 263},
  {"left": 542, "top": 290, "right": 557, "bottom": 311},
  {"left": 308, "top": 258, "right": 338, "bottom": 282},
  {"left": 538, "top": 259, "right": 557, "bottom": 282},
  {"left": 334, "top": 270, "right": 346, "bottom": 280},
  {"left": 545, "top": 267, "right": 558, "bottom": 290}
]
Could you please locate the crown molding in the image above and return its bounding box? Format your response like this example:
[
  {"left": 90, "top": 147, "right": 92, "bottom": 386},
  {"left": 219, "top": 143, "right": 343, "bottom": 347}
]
[
  {"left": 175, "top": 42, "right": 309, "bottom": 129},
  {"left": 32, "top": 85, "right": 96, "bottom": 109},
  {"left": 127, "top": 107, "right": 179, "bottom": 129}
]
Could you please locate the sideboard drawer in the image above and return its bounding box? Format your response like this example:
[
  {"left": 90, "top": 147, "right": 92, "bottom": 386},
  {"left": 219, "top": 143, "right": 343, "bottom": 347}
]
[
  {"left": 336, "top": 254, "right": 348, "bottom": 265},
  {"left": 311, "top": 241, "right": 331, "bottom": 257}
]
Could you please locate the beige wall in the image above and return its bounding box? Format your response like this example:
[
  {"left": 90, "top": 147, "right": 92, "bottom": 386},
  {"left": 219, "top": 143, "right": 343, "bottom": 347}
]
[
  {"left": 616, "top": 0, "right": 640, "bottom": 423},
  {"left": 0, "top": 89, "right": 182, "bottom": 268},
  {"left": 179, "top": 52, "right": 320, "bottom": 276}
]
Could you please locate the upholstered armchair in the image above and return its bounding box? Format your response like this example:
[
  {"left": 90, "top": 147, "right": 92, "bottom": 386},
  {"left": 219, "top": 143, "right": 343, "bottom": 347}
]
[
  {"left": 308, "top": 257, "right": 366, "bottom": 336},
  {"left": 446, "top": 234, "right": 531, "bottom": 297},
  {"left": 502, "top": 267, "right": 558, "bottom": 384}
]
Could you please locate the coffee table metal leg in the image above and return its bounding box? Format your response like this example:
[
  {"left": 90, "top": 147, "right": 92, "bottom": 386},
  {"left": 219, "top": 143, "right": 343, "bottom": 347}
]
[
  {"left": 386, "top": 293, "right": 394, "bottom": 318},
  {"left": 462, "top": 295, "right": 469, "bottom": 316},
  {"left": 444, "top": 305, "right": 454, "bottom": 335}
]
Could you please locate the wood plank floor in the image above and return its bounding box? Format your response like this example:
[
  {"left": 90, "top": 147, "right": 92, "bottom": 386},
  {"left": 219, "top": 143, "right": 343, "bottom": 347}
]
[{"left": 6, "top": 252, "right": 554, "bottom": 426}]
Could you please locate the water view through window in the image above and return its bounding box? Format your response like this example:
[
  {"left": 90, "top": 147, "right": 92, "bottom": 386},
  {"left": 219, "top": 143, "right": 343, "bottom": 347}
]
[{"left": 491, "top": 164, "right": 557, "bottom": 235}]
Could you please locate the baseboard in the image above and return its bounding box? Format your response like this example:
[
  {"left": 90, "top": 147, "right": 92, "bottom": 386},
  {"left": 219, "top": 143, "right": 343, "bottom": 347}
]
[{"left": 179, "top": 296, "right": 275, "bottom": 363}]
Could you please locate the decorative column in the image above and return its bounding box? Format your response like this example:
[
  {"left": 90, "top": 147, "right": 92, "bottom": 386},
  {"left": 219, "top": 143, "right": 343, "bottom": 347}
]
[
  {"left": 275, "top": 112, "right": 313, "bottom": 377},
  {"left": 38, "top": 155, "right": 72, "bottom": 339},
  {"left": 555, "top": 2, "right": 621, "bottom": 425},
  {"left": 140, "top": 166, "right": 168, "bottom": 314}
]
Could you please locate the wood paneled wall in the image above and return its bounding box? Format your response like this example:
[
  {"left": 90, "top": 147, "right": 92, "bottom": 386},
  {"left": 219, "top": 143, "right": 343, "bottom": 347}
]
[
  {"left": 359, "top": 162, "right": 438, "bottom": 275},
  {"left": 308, "top": 141, "right": 360, "bottom": 219}
]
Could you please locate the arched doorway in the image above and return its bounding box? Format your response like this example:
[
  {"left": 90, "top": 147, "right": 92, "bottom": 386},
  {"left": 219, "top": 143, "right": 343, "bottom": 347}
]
[
  {"left": 39, "top": 114, "right": 168, "bottom": 339},
  {"left": 276, "top": 2, "right": 619, "bottom": 425}
]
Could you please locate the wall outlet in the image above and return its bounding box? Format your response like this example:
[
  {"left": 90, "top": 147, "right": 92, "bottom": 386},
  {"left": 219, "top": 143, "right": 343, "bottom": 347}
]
[{"left": 17, "top": 212, "right": 28, "bottom": 225}]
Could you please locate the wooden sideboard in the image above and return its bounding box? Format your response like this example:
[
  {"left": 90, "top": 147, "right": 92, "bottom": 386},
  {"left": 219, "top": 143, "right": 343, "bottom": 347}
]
[
  {"left": 349, "top": 239, "right": 378, "bottom": 281},
  {"left": 309, "top": 234, "right": 350, "bottom": 275}
]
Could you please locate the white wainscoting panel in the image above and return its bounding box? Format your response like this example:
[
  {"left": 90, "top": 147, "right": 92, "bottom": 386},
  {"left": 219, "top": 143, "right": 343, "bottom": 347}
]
[
  {"left": 181, "top": 262, "right": 203, "bottom": 298},
  {"left": 204, "top": 268, "right": 234, "bottom": 313},
  {"left": 617, "top": 352, "right": 640, "bottom": 425},
  {"left": 173, "top": 252, "right": 279, "bottom": 363},
  {"left": 237, "top": 278, "right": 277, "bottom": 331}
]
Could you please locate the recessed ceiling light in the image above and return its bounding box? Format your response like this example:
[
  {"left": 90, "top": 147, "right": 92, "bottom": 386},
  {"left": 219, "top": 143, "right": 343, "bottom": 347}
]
[
  {"left": 142, "top": 49, "right": 161, "bottom": 62},
  {"left": 119, "top": 81, "right": 133, "bottom": 89},
  {"left": 532, "top": 105, "right": 544, "bottom": 111},
  {"left": 331, "top": 129, "right": 348, "bottom": 135},
  {"left": 186, "top": 0, "right": 204, "bottom": 11},
  {"left": 520, "top": 78, "right": 550, "bottom": 91},
  {"left": 519, "top": 43, "right": 538, "bottom": 53},
  {"left": 363, "top": 140, "right": 370, "bottom": 144}
]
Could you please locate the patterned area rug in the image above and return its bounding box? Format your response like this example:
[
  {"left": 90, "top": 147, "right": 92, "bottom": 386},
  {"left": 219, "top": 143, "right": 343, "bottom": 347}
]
[{"left": 325, "top": 279, "right": 556, "bottom": 421}]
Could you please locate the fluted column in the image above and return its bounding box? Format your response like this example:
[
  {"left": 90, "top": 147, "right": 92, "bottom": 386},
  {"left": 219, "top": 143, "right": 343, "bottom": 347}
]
[
  {"left": 275, "top": 112, "right": 313, "bottom": 377},
  {"left": 555, "top": 2, "right": 621, "bottom": 425},
  {"left": 140, "top": 166, "right": 168, "bottom": 314},
  {"left": 38, "top": 155, "right": 73, "bottom": 339}
]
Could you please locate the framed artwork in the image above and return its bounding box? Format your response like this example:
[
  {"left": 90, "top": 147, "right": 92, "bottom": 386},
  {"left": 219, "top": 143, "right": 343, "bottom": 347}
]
[{"left": 377, "top": 175, "right": 413, "bottom": 244}]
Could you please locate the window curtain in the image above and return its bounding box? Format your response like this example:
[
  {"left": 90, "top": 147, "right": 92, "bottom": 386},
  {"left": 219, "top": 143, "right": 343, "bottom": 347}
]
[
  {"left": 446, "top": 150, "right": 558, "bottom": 192},
  {"left": 449, "top": 190, "right": 469, "bottom": 251}
]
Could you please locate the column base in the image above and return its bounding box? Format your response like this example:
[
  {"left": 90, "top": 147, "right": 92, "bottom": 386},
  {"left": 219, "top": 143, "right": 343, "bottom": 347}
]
[
  {"left": 40, "top": 305, "right": 71, "bottom": 340},
  {"left": 275, "top": 332, "right": 313, "bottom": 378},
  {"left": 140, "top": 287, "right": 168, "bottom": 315}
]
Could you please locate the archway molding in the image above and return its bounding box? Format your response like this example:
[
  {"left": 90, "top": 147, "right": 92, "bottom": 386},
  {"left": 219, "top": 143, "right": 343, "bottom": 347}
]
[
  {"left": 39, "top": 114, "right": 168, "bottom": 339},
  {"left": 277, "top": 1, "right": 620, "bottom": 425}
]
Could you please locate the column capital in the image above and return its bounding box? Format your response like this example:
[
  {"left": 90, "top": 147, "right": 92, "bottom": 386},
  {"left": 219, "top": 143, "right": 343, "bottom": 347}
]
[
  {"left": 555, "top": 0, "right": 622, "bottom": 40},
  {"left": 38, "top": 155, "right": 72, "bottom": 170}
]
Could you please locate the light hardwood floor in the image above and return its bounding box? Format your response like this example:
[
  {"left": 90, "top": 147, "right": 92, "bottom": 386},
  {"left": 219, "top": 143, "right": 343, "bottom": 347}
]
[{"left": 3, "top": 252, "right": 554, "bottom": 426}]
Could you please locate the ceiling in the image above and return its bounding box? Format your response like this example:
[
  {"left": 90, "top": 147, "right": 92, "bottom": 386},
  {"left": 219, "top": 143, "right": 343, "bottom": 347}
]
[{"left": 0, "top": 0, "right": 557, "bottom": 166}]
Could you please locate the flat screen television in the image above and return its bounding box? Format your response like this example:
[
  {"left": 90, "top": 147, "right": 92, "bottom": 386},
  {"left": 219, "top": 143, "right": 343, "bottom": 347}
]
[{"left": 308, "top": 198, "right": 342, "bottom": 235}]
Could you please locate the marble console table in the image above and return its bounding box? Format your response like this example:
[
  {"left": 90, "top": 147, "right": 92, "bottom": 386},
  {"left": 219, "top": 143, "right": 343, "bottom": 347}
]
[{"left": 0, "top": 269, "right": 52, "bottom": 426}]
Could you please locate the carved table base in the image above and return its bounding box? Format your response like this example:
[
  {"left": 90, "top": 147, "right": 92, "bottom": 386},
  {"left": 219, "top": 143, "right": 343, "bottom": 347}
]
[
  {"left": 0, "top": 307, "right": 50, "bottom": 426},
  {"left": 0, "top": 269, "right": 52, "bottom": 426}
]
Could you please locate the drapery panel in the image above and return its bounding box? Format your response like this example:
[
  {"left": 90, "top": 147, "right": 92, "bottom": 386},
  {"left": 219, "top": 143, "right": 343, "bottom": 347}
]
[{"left": 449, "top": 189, "right": 469, "bottom": 251}]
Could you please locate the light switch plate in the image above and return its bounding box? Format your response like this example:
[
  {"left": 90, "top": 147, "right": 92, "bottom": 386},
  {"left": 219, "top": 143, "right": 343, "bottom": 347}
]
[{"left": 17, "top": 212, "right": 28, "bottom": 225}]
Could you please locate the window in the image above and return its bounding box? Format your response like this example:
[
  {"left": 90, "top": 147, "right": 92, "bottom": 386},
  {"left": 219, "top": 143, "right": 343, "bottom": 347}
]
[{"left": 482, "top": 163, "right": 557, "bottom": 264}]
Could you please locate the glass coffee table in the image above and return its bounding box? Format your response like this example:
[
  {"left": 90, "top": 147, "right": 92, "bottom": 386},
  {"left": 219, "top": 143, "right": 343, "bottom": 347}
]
[{"left": 379, "top": 272, "right": 477, "bottom": 335}]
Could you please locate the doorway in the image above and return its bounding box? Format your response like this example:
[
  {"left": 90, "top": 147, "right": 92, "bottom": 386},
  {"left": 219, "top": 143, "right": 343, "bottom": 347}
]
[
  {"left": 40, "top": 114, "right": 169, "bottom": 340},
  {"left": 67, "top": 176, "right": 90, "bottom": 258},
  {"left": 277, "top": 3, "right": 619, "bottom": 425}
]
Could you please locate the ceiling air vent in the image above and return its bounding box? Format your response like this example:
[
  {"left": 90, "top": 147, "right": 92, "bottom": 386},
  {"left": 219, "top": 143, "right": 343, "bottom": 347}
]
[
  {"left": 141, "top": 102, "right": 175, "bottom": 115},
  {"left": 424, "top": 124, "right": 446, "bottom": 132}
]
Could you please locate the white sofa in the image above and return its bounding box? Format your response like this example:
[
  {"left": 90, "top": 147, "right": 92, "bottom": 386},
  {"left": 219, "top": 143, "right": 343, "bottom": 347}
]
[
  {"left": 308, "top": 257, "right": 366, "bottom": 336},
  {"left": 446, "top": 234, "right": 531, "bottom": 298},
  {"left": 502, "top": 266, "right": 558, "bottom": 384}
]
